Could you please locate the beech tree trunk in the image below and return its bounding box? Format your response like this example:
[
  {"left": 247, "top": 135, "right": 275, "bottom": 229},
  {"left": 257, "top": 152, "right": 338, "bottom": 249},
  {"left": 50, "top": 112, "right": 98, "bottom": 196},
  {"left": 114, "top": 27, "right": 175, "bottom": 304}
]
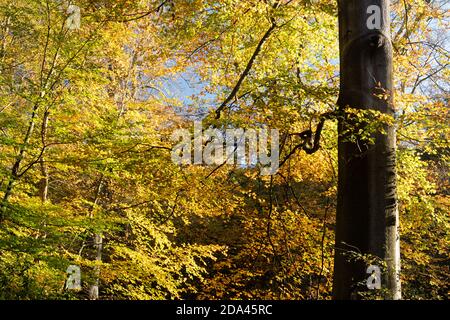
[{"left": 333, "top": 0, "right": 401, "bottom": 300}]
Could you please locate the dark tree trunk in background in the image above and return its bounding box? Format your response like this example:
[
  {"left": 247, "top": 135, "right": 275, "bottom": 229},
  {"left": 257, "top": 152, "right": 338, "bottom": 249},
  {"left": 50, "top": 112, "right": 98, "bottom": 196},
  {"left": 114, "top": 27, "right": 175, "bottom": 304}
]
[{"left": 334, "top": 0, "right": 401, "bottom": 299}]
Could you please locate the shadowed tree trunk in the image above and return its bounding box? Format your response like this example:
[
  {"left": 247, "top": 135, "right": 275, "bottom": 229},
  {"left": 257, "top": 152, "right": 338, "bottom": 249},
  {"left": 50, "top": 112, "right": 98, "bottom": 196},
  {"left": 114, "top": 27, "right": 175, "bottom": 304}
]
[{"left": 333, "top": 0, "right": 401, "bottom": 300}]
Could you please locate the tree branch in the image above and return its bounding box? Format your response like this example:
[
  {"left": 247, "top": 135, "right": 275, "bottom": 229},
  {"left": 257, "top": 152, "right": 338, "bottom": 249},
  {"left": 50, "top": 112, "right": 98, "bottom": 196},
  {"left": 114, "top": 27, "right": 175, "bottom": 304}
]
[{"left": 215, "top": 23, "right": 277, "bottom": 119}]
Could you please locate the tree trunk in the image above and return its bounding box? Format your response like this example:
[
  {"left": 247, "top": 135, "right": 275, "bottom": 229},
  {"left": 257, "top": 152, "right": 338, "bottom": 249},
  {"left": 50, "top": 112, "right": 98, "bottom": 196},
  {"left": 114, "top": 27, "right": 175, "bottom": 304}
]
[
  {"left": 0, "top": 102, "right": 40, "bottom": 221},
  {"left": 89, "top": 175, "right": 104, "bottom": 300},
  {"left": 38, "top": 110, "right": 50, "bottom": 203},
  {"left": 333, "top": 0, "right": 401, "bottom": 300},
  {"left": 89, "top": 233, "right": 102, "bottom": 300}
]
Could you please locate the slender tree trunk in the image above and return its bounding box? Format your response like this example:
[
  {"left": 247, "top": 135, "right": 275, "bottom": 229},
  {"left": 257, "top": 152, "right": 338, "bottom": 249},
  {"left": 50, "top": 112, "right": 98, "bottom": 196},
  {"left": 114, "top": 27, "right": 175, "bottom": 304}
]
[
  {"left": 0, "top": 102, "right": 40, "bottom": 221},
  {"left": 89, "top": 175, "right": 104, "bottom": 300},
  {"left": 38, "top": 158, "right": 49, "bottom": 203},
  {"left": 39, "top": 110, "right": 50, "bottom": 203},
  {"left": 0, "top": 15, "right": 11, "bottom": 65},
  {"left": 334, "top": 0, "right": 401, "bottom": 300},
  {"left": 89, "top": 233, "right": 102, "bottom": 300},
  {"left": 0, "top": 179, "right": 15, "bottom": 220}
]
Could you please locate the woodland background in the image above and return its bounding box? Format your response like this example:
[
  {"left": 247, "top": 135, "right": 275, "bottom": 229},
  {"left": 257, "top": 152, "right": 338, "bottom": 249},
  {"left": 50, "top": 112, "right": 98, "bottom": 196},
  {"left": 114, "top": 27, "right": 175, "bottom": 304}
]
[{"left": 0, "top": 0, "right": 448, "bottom": 299}]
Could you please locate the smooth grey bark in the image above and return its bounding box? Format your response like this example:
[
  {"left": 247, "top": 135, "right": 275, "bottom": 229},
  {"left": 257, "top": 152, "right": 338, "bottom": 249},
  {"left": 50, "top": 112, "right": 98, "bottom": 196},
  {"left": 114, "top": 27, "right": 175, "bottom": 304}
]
[{"left": 334, "top": 0, "right": 401, "bottom": 299}]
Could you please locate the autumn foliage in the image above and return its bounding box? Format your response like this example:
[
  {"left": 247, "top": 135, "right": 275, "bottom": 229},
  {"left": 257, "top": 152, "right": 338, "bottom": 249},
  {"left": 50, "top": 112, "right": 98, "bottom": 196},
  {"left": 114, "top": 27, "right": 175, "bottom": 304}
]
[{"left": 0, "top": 0, "right": 448, "bottom": 300}]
